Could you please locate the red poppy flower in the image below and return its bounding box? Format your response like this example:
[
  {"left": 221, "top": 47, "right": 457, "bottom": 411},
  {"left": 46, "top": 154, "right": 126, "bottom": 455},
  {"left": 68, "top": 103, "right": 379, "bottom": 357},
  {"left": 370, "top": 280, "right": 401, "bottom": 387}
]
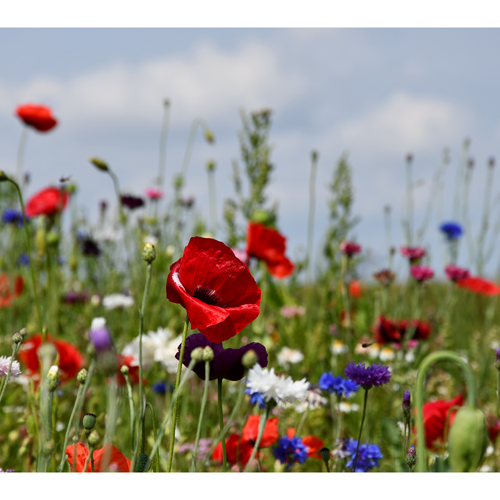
[
  {"left": 213, "top": 415, "right": 279, "bottom": 465},
  {"left": 16, "top": 104, "right": 58, "bottom": 132},
  {"left": 246, "top": 222, "right": 294, "bottom": 279},
  {"left": 348, "top": 280, "right": 363, "bottom": 298},
  {"left": 286, "top": 428, "right": 324, "bottom": 459},
  {"left": 26, "top": 187, "right": 69, "bottom": 218},
  {"left": 457, "top": 276, "right": 500, "bottom": 296},
  {"left": 65, "top": 442, "right": 131, "bottom": 472},
  {"left": 116, "top": 355, "right": 143, "bottom": 386},
  {"left": 18, "top": 334, "right": 84, "bottom": 385},
  {"left": 412, "top": 394, "right": 464, "bottom": 451},
  {"left": 0, "top": 274, "right": 24, "bottom": 308},
  {"left": 167, "top": 237, "right": 261, "bottom": 343},
  {"left": 400, "top": 319, "right": 432, "bottom": 341},
  {"left": 486, "top": 414, "right": 500, "bottom": 443},
  {"left": 372, "top": 316, "right": 401, "bottom": 344}
]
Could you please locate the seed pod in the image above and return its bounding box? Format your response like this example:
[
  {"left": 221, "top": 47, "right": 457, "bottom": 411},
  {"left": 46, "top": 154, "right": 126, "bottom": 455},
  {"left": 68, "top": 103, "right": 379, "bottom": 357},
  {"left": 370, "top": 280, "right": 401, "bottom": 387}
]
[
  {"left": 83, "top": 413, "right": 97, "bottom": 431},
  {"left": 89, "top": 157, "right": 109, "bottom": 172},
  {"left": 448, "top": 407, "right": 487, "bottom": 472},
  {"left": 134, "top": 452, "right": 150, "bottom": 472}
]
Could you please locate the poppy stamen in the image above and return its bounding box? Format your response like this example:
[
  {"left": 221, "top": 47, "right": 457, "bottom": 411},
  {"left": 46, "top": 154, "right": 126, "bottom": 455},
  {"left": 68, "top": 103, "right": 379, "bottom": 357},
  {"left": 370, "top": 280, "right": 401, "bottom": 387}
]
[{"left": 193, "top": 285, "right": 221, "bottom": 306}]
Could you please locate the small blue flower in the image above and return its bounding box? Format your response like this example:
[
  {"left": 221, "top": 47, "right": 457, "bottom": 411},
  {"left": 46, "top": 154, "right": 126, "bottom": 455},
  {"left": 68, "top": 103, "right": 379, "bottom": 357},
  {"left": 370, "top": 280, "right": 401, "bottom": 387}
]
[
  {"left": 345, "top": 439, "right": 383, "bottom": 472},
  {"left": 319, "top": 372, "right": 359, "bottom": 397},
  {"left": 439, "top": 222, "right": 463, "bottom": 240},
  {"left": 152, "top": 381, "right": 167, "bottom": 395},
  {"left": 245, "top": 388, "right": 266, "bottom": 409},
  {"left": 273, "top": 435, "right": 309, "bottom": 469},
  {"left": 17, "top": 254, "right": 30, "bottom": 266},
  {"left": 2, "top": 208, "right": 24, "bottom": 227}
]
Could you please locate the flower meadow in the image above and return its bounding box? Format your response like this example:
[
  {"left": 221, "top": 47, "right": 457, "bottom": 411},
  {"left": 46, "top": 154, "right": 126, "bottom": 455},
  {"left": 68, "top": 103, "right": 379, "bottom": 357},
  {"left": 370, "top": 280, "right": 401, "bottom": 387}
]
[{"left": 1, "top": 104, "right": 500, "bottom": 474}]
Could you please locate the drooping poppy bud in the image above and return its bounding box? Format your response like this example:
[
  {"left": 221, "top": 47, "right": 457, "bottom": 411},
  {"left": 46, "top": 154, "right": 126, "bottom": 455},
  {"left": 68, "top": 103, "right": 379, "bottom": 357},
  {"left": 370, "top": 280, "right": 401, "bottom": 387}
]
[
  {"left": 448, "top": 407, "right": 487, "bottom": 472},
  {"left": 134, "top": 452, "right": 149, "bottom": 472}
]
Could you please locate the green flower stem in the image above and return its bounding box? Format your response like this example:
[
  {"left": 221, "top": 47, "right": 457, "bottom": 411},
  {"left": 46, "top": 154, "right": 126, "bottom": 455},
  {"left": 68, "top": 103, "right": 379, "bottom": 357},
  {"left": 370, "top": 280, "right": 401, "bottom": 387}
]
[
  {"left": 306, "top": 151, "right": 318, "bottom": 283},
  {"left": 192, "top": 361, "right": 210, "bottom": 471},
  {"left": 15, "top": 125, "right": 29, "bottom": 188},
  {"left": 195, "top": 376, "right": 247, "bottom": 471},
  {"left": 74, "top": 360, "right": 95, "bottom": 438},
  {"left": 0, "top": 343, "right": 21, "bottom": 406},
  {"left": 103, "top": 378, "right": 120, "bottom": 445},
  {"left": 56, "top": 382, "right": 86, "bottom": 472},
  {"left": 207, "top": 166, "right": 218, "bottom": 234},
  {"left": 123, "top": 371, "right": 135, "bottom": 450},
  {"left": 180, "top": 119, "right": 204, "bottom": 181},
  {"left": 335, "top": 395, "right": 343, "bottom": 443},
  {"left": 243, "top": 404, "right": 271, "bottom": 472},
  {"left": 143, "top": 358, "right": 196, "bottom": 472},
  {"left": 218, "top": 377, "right": 227, "bottom": 471},
  {"left": 6, "top": 176, "right": 43, "bottom": 334},
  {"left": 352, "top": 388, "right": 369, "bottom": 472},
  {"left": 146, "top": 402, "right": 160, "bottom": 472},
  {"left": 296, "top": 406, "right": 309, "bottom": 436},
  {"left": 415, "top": 350, "right": 478, "bottom": 472},
  {"left": 82, "top": 445, "right": 94, "bottom": 473},
  {"left": 167, "top": 315, "right": 190, "bottom": 472},
  {"left": 340, "top": 255, "right": 353, "bottom": 350}
]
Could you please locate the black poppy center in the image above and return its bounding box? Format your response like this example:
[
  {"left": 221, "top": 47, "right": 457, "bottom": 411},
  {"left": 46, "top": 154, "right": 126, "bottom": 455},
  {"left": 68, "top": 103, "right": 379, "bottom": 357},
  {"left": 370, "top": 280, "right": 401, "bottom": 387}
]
[{"left": 193, "top": 285, "right": 221, "bottom": 306}]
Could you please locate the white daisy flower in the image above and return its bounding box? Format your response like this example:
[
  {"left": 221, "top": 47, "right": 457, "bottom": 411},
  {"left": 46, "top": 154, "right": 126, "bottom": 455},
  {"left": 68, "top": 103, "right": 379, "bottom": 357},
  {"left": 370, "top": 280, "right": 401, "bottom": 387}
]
[
  {"left": 331, "top": 340, "right": 347, "bottom": 355},
  {"left": 379, "top": 347, "right": 395, "bottom": 362},
  {"left": 277, "top": 347, "right": 304, "bottom": 369},
  {"left": 339, "top": 401, "right": 360, "bottom": 413},
  {"left": 102, "top": 294, "right": 134, "bottom": 310}
]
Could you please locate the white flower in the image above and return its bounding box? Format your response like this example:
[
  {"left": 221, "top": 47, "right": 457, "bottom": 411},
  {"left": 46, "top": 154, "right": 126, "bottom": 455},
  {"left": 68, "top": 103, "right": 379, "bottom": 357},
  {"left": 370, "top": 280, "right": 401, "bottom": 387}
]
[
  {"left": 279, "top": 388, "right": 327, "bottom": 413},
  {"left": 339, "top": 401, "right": 360, "bottom": 413},
  {"left": 0, "top": 356, "right": 21, "bottom": 378},
  {"left": 103, "top": 294, "right": 134, "bottom": 310},
  {"left": 486, "top": 445, "right": 494, "bottom": 457},
  {"left": 405, "top": 350, "right": 415, "bottom": 363},
  {"left": 90, "top": 294, "right": 101, "bottom": 306},
  {"left": 165, "top": 245, "right": 175, "bottom": 257},
  {"left": 277, "top": 347, "right": 304, "bottom": 369},
  {"left": 91, "top": 317, "right": 107, "bottom": 330},
  {"left": 379, "top": 347, "right": 395, "bottom": 362},
  {"left": 143, "top": 234, "right": 158, "bottom": 246},
  {"left": 246, "top": 365, "right": 309, "bottom": 404},
  {"left": 331, "top": 340, "right": 347, "bottom": 355},
  {"left": 122, "top": 327, "right": 179, "bottom": 371},
  {"left": 368, "top": 343, "right": 381, "bottom": 359}
]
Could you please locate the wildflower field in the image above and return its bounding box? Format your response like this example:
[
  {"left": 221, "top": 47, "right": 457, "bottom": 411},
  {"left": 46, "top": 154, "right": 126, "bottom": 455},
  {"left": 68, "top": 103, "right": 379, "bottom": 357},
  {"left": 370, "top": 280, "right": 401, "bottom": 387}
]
[{"left": 1, "top": 103, "right": 500, "bottom": 474}]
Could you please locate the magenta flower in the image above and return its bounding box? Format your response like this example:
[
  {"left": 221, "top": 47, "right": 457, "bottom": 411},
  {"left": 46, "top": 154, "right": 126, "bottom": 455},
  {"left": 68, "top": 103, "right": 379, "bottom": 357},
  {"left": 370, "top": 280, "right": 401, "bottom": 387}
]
[
  {"left": 400, "top": 247, "right": 426, "bottom": 263},
  {"left": 410, "top": 265, "right": 434, "bottom": 282},
  {"left": 339, "top": 241, "right": 361, "bottom": 257},
  {"left": 145, "top": 188, "right": 163, "bottom": 200},
  {"left": 445, "top": 264, "right": 470, "bottom": 282}
]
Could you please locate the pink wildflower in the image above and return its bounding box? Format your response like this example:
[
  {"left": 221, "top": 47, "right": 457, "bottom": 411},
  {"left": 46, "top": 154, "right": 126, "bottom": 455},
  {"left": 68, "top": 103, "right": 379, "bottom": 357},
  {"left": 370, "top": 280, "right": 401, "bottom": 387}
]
[
  {"left": 445, "top": 265, "right": 470, "bottom": 282},
  {"left": 410, "top": 265, "right": 434, "bottom": 282}
]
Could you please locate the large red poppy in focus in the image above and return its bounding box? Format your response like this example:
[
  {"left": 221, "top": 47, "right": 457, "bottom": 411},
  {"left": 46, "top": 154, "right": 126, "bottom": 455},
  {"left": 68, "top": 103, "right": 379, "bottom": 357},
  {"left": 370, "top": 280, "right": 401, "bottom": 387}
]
[
  {"left": 167, "top": 237, "right": 261, "bottom": 343},
  {"left": 246, "top": 222, "right": 294, "bottom": 279},
  {"left": 213, "top": 414, "right": 279, "bottom": 465},
  {"left": 65, "top": 442, "right": 131, "bottom": 472},
  {"left": 0, "top": 274, "right": 24, "bottom": 308},
  {"left": 18, "top": 334, "right": 85, "bottom": 384},
  {"left": 16, "top": 104, "right": 58, "bottom": 132},
  {"left": 26, "top": 187, "right": 69, "bottom": 218},
  {"left": 457, "top": 276, "right": 500, "bottom": 296},
  {"left": 412, "top": 394, "right": 464, "bottom": 451}
]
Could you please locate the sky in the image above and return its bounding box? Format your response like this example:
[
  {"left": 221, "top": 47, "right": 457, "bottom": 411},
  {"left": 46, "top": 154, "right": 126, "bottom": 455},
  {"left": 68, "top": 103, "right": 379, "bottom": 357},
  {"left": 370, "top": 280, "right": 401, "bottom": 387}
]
[{"left": 1, "top": 28, "right": 500, "bottom": 278}]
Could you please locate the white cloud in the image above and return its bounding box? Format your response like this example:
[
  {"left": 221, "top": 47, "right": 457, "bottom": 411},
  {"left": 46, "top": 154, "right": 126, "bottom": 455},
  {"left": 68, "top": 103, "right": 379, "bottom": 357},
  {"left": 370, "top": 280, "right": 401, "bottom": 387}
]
[{"left": 0, "top": 42, "right": 306, "bottom": 131}]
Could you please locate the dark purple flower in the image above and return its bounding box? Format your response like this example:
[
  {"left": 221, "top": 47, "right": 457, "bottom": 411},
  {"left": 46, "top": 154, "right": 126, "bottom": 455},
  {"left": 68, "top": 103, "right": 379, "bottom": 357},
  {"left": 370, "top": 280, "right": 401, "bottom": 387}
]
[
  {"left": 64, "top": 291, "right": 89, "bottom": 304},
  {"left": 121, "top": 194, "right": 145, "bottom": 210},
  {"left": 81, "top": 236, "right": 101, "bottom": 257},
  {"left": 175, "top": 332, "right": 268, "bottom": 381},
  {"left": 344, "top": 362, "right": 391, "bottom": 390},
  {"left": 402, "top": 391, "right": 411, "bottom": 415}
]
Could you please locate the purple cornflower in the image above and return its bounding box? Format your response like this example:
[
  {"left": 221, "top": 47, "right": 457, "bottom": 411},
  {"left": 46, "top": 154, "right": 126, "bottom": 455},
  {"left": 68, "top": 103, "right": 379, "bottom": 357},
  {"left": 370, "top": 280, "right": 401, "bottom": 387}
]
[
  {"left": 245, "top": 388, "right": 266, "bottom": 409},
  {"left": 273, "top": 435, "right": 309, "bottom": 469},
  {"left": 344, "top": 362, "right": 391, "bottom": 390},
  {"left": 440, "top": 221, "right": 463, "bottom": 240},
  {"left": 345, "top": 440, "right": 383, "bottom": 472},
  {"left": 318, "top": 372, "right": 359, "bottom": 397},
  {"left": 402, "top": 391, "right": 411, "bottom": 416},
  {"left": 64, "top": 291, "right": 89, "bottom": 304}
]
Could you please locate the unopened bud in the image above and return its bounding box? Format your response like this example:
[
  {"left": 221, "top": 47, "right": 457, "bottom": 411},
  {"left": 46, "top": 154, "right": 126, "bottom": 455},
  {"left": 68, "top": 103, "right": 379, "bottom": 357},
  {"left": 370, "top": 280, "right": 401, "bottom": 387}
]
[
  {"left": 77, "top": 368, "right": 88, "bottom": 384},
  {"left": 202, "top": 346, "right": 214, "bottom": 362},
  {"left": 174, "top": 174, "right": 183, "bottom": 190},
  {"left": 120, "top": 365, "right": 129, "bottom": 375},
  {"left": 0, "top": 171, "right": 9, "bottom": 182},
  {"left": 35, "top": 225, "right": 47, "bottom": 257},
  {"left": 311, "top": 150, "right": 318, "bottom": 162},
  {"left": 251, "top": 209, "right": 271, "bottom": 225},
  {"left": 19, "top": 328, "right": 28, "bottom": 339},
  {"left": 142, "top": 242, "right": 156, "bottom": 263},
  {"left": 12, "top": 333, "right": 22, "bottom": 344},
  {"left": 242, "top": 349, "right": 258, "bottom": 369},
  {"left": 89, "top": 157, "right": 109, "bottom": 172},
  {"left": 191, "top": 347, "right": 204, "bottom": 363},
  {"left": 320, "top": 447, "right": 330, "bottom": 463},
  {"left": 72, "top": 436, "right": 78, "bottom": 444},
  {"left": 405, "top": 446, "right": 417, "bottom": 468},
  {"left": 46, "top": 231, "right": 60, "bottom": 247},
  {"left": 406, "top": 153, "right": 413, "bottom": 163},
  {"left": 204, "top": 129, "right": 215, "bottom": 144},
  {"left": 402, "top": 391, "right": 411, "bottom": 417},
  {"left": 489, "top": 157, "right": 496, "bottom": 168},
  {"left": 47, "top": 365, "right": 60, "bottom": 391},
  {"left": 134, "top": 452, "right": 149, "bottom": 472},
  {"left": 83, "top": 413, "right": 97, "bottom": 431},
  {"left": 206, "top": 160, "right": 216, "bottom": 172},
  {"left": 48, "top": 365, "right": 59, "bottom": 378},
  {"left": 88, "top": 430, "right": 100, "bottom": 447}
]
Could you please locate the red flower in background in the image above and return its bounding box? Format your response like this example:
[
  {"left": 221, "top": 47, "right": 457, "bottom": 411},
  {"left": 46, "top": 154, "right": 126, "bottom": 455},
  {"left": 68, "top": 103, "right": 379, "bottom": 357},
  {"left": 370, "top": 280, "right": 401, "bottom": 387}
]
[
  {"left": 0, "top": 274, "right": 24, "bottom": 308},
  {"left": 16, "top": 104, "right": 58, "bottom": 132},
  {"left": 18, "top": 334, "right": 84, "bottom": 384},
  {"left": 26, "top": 187, "right": 69, "bottom": 218},
  {"left": 286, "top": 428, "right": 324, "bottom": 459},
  {"left": 348, "top": 280, "right": 363, "bottom": 298},
  {"left": 457, "top": 276, "right": 500, "bottom": 296},
  {"left": 116, "top": 355, "right": 142, "bottom": 386},
  {"left": 167, "top": 237, "right": 261, "bottom": 343},
  {"left": 213, "top": 415, "right": 279, "bottom": 465},
  {"left": 412, "top": 394, "right": 464, "bottom": 451},
  {"left": 339, "top": 241, "right": 361, "bottom": 257},
  {"left": 372, "top": 316, "right": 401, "bottom": 344},
  {"left": 400, "top": 247, "right": 426, "bottom": 263},
  {"left": 65, "top": 442, "right": 131, "bottom": 472},
  {"left": 246, "top": 222, "right": 294, "bottom": 279},
  {"left": 486, "top": 414, "right": 500, "bottom": 443},
  {"left": 399, "top": 319, "right": 432, "bottom": 341}
]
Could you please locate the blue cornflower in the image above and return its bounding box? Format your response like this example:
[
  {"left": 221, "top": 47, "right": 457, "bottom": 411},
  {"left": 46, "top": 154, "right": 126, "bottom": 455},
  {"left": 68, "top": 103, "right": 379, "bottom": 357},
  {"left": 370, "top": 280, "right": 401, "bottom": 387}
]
[
  {"left": 273, "top": 435, "right": 309, "bottom": 469},
  {"left": 152, "top": 381, "right": 167, "bottom": 395},
  {"left": 439, "top": 222, "right": 463, "bottom": 240},
  {"left": 245, "top": 388, "right": 266, "bottom": 409},
  {"left": 318, "top": 372, "right": 359, "bottom": 397},
  {"left": 2, "top": 208, "right": 24, "bottom": 227},
  {"left": 345, "top": 439, "right": 383, "bottom": 472},
  {"left": 344, "top": 362, "right": 391, "bottom": 390},
  {"left": 17, "top": 254, "right": 30, "bottom": 266}
]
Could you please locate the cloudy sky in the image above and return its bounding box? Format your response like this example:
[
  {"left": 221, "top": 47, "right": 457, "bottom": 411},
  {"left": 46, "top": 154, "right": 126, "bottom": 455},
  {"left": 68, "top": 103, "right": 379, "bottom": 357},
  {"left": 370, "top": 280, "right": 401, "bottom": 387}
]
[{"left": 1, "top": 28, "right": 500, "bottom": 277}]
